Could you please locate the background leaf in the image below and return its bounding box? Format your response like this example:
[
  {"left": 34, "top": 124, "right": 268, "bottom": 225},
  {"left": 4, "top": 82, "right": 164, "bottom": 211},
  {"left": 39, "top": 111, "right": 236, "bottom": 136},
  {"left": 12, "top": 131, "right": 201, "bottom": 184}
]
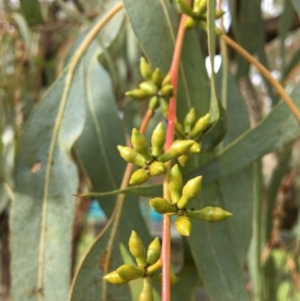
[
  {"left": 122, "top": 0, "right": 210, "bottom": 120},
  {"left": 10, "top": 62, "right": 86, "bottom": 301},
  {"left": 19, "top": 0, "right": 43, "bottom": 25}
]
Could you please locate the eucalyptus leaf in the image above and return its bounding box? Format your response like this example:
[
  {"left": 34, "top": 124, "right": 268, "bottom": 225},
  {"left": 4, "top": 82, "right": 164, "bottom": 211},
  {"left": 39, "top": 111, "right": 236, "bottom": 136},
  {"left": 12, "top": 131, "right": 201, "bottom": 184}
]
[
  {"left": 291, "top": 0, "right": 300, "bottom": 20},
  {"left": 217, "top": 68, "right": 253, "bottom": 266},
  {"left": 235, "top": 0, "right": 261, "bottom": 79},
  {"left": 69, "top": 202, "right": 144, "bottom": 301},
  {"left": 188, "top": 83, "right": 300, "bottom": 184},
  {"left": 10, "top": 62, "right": 86, "bottom": 301},
  {"left": 19, "top": 0, "right": 43, "bottom": 25},
  {"left": 72, "top": 15, "right": 151, "bottom": 299},
  {"left": 123, "top": 0, "right": 210, "bottom": 120},
  {"left": 189, "top": 182, "right": 250, "bottom": 301},
  {"left": 200, "top": 0, "right": 227, "bottom": 152}
]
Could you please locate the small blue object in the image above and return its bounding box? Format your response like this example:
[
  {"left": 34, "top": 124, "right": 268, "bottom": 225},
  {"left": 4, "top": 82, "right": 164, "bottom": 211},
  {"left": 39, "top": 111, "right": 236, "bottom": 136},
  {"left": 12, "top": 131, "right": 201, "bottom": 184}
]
[
  {"left": 88, "top": 200, "right": 106, "bottom": 220},
  {"left": 150, "top": 210, "right": 163, "bottom": 222}
]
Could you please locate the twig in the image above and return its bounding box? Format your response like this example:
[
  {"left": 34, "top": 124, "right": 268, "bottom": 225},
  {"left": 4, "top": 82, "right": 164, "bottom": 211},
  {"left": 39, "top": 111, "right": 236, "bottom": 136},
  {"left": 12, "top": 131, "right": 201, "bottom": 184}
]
[{"left": 221, "top": 34, "right": 300, "bottom": 123}]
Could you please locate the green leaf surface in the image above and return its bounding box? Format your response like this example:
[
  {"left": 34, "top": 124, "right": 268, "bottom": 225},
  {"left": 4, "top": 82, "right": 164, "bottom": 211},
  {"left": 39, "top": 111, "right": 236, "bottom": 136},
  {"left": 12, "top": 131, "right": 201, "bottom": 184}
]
[
  {"left": 235, "top": 0, "right": 261, "bottom": 78},
  {"left": 72, "top": 12, "right": 152, "bottom": 299},
  {"left": 19, "top": 0, "right": 43, "bottom": 25},
  {"left": 200, "top": 1, "right": 227, "bottom": 152},
  {"left": 189, "top": 182, "right": 250, "bottom": 301},
  {"left": 10, "top": 8, "right": 124, "bottom": 300},
  {"left": 75, "top": 12, "right": 125, "bottom": 218},
  {"left": 69, "top": 198, "right": 150, "bottom": 301},
  {"left": 171, "top": 238, "right": 200, "bottom": 301},
  {"left": 216, "top": 68, "right": 253, "bottom": 266},
  {"left": 279, "top": 0, "right": 294, "bottom": 70},
  {"left": 80, "top": 183, "right": 162, "bottom": 198},
  {"left": 10, "top": 62, "right": 86, "bottom": 301},
  {"left": 291, "top": 0, "right": 300, "bottom": 19},
  {"left": 188, "top": 83, "right": 300, "bottom": 184},
  {"left": 122, "top": 0, "right": 210, "bottom": 120}
]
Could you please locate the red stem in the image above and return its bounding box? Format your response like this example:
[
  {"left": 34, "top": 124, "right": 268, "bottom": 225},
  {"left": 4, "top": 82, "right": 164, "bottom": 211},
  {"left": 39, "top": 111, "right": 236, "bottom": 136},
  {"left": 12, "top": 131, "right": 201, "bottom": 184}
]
[{"left": 162, "top": 6, "right": 190, "bottom": 301}]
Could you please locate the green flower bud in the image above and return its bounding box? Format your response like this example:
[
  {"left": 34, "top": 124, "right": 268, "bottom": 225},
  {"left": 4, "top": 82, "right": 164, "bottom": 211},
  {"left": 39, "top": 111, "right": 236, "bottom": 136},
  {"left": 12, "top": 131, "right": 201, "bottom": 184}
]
[
  {"left": 188, "top": 113, "right": 211, "bottom": 138},
  {"left": 193, "top": 0, "right": 207, "bottom": 17},
  {"left": 147, "top": 237, "right": 161, "bottom": 265},
  {"left": 140, "top": 57, "right": 153, "bottom": 80},
  {"left": 175, "top": 122, "right": 185, "bottom": 139},
  {"left": 149, "top": 197, "right": 178, "bottom": 214},
  {"left": 139, "top": 278, "right": 154, "bottom": 301},
  {"left": 184, "top": 108, "right": 196, "bottom": 133},
  {"left": 175, "top": 215, "right": 192, "bottom": 236},
  {"left": 131, "top": 128, "right": 152, "bottom": 161},
  {"left": 129, "top": 231, "right": 147, "bottom": 267},
  {"left": 148, "top": 96, "right": 159, "bottom": 110},
  {"left": 151, "top": 122, "right": 166, "bottom": 157},
  {"left": 117, "top": 264, "right": 144, "bottom": 281},
  {"left": 130, "top": 168, "right": 151, "bottom": 185},
  {"left": 159, "top": 84, "right": 173, "bottom": 96},
  {"left": 139, "top": 81, "right": 157, "bottom": 97},
  {"left": 184, "top": 16, "right": 197, "bottom": 30},
  {"left": 117, "top": 145, "right": 146, "bottom": 167},
  {"left": 159, "top": 97, "right": 169, "bottom": 118},
  {"left": 177, "top": 176, "right": 202, "bottom": 209},
  {"left": 151, "top": 68, "right": 164, "bottom": 87},
  {"left": 157, "top": 140, "right": 194, "bottom": 163},
  {"left": 149, "top": 161, "right": 166, "bottom": 176},
  {"left": 177, "top": 154, "right": 190, "bottom": 167},
  {"left": 145, "top": 258, "right": 162, "bottom": 275},
  {"left": 189, "top": 141, "right": 201, "bottom": 154},
  {"left": 215, "top": 10, "right": 226, "bottom": 19},
  {"left": 168, "top": 164, "right": 183, "bottom": 204},
  {"left": 103, "top": 270, "right": 129, "bottom": 285},
  {"left": 186, "top": 206, "right": 233, "bottom": 222},
  {"left": 126, "top": 89, "right": 150, "bottom": 100},
  {"left": 162, "top": 74, "right": 171, "bottom": 86},
  {"left": 177, "top": 0, "right": 194, "bottom": 17},
  {"left": 153, "top": 273, "right": 179, "bottom": 285}
]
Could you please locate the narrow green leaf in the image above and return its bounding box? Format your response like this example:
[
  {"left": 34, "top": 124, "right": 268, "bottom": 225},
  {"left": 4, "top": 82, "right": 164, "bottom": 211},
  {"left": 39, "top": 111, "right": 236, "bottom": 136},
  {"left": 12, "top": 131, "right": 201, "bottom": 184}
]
[
  {"left": 171, "top": 238, "right": 200, "bottom": 301},
  {"left": 73, "top": 7, "right": 125, "bottom": 217},
  {"left": 188, "top": 83, "right": 300, "bottom": 184},
  {"left": 69, "top": 203, "right": 143, "bottom": 301},
  {"left": 19, "top": 0, "right": 43, "bottom": 25},
  {"left": 266, "top": 150, "right": 291, "bottom": 239},
  {"left": 189, "top": 183, "right": 250, "bottom": 301},
  {"left": 80, "top": 183, "right": 162, "bottom": 198},
  {"left": 122, "top": 0, "right": 210, "bottom": 120},
  {"left": 217, "top": 68, "right": 253, "bottom": 266},
  {"left": 10, "top": 8, "right": 123, "bottom": 300},
  {"left": 235, "top": 0, "right": 261, "bottom": 78},
  {"left": 279, "top": 0, "right": 294, "bottom": 70},
  {"left": 201, "top": 0, "right": 227, "bottom": 151},
  {"left": 72, "top": 12, "right": 152, "bottom": 300},
  {"left": 291, "top": 0, "right": 300, "bottom": 19},
  {"left": 10, "top": 62, "right": 86, "bottom": 301}
]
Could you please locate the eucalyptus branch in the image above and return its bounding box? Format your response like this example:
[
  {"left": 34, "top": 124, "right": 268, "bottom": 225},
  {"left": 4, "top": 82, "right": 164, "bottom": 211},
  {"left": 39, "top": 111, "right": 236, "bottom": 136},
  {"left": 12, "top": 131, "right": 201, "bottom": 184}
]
[{"left": 162, "top": 3, "right": 190, "bottom": 300}]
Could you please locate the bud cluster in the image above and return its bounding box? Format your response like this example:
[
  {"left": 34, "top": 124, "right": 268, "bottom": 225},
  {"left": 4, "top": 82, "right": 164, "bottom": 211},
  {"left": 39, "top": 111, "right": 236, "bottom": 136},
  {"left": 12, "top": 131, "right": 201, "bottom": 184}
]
[
  {"left": 117, "top": 123, "right": 199, "bottom": 185},
  {"left": 103, "top": 231, "right": 178, "bottom": 300},
  {"left": 176, "top": 108, "right": 211, "bottom": 166},
  {"left": 176, "top": 0, "right": 224, "bottom": 32},
  {"left": 149, "top": 165, "right": 232, "bottom": 236},
  {"left": 126, "top": 57, "right": 173, "bottom": 110}
]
